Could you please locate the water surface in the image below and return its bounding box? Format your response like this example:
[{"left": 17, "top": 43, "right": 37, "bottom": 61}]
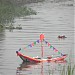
[{"left": 0, "top": 1, "right": 74, "bottom": 75}]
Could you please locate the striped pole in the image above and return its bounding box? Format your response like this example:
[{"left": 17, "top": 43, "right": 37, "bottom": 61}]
[{"left": 40, "top": 34, "right": 44, "bottom": 58}]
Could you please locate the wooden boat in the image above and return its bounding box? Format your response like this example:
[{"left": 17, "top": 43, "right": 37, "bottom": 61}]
[
  {"left": 16, "top": 51, "right": 67, "bottom": 63},
  {"left": 16, "top": 34, "right": 67, "bottom": 63}
]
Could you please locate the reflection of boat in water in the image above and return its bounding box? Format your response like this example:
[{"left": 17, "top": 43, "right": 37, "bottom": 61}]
[
  {"left": 16, "top": 34, "right": 67, "bottom": 63},
  {"left": 16, "top": 62, "right": 42, "bottom": 75},
  {"left": 16, "top": 60, "right": 67, "bottom": 75},
  {"left": 17, "top": 62, "right": 38, "bottom": 71},
  {"left": 58, "top": 35, "right": 67, "bottom": 39}
]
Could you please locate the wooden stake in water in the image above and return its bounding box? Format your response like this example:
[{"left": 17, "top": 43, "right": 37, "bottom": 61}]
[{"left": 40, "top": 34, "right": 44, "bottom": 58}]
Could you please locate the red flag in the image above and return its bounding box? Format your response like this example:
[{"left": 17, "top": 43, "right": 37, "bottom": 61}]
[
  {"left": 48, "top": 43, "right": 50, "bottom": 46},
  {"left": 40, "top": 34, "right": 44, "bottom": 41},
  {"left": 32, "top": 42, "right": 34, "bottom": 46}
]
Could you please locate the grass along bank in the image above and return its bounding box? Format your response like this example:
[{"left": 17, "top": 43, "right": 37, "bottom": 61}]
[{"left": 61, "top": 63, "right": 75, "bottom": 75}]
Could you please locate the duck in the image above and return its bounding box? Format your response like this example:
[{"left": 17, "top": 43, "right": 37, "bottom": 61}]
[{"left": 58, "top": 35, "right": 67, "bottom": 39}]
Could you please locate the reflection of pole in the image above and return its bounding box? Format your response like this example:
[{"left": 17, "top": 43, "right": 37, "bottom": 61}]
[
  {"left": 41, "top": 40, "right": 43, "bottom": 58},
  {"left": 48, "top": 62, "right": 50, "bottom": 75},
  {"left": 40, "top": 34, "right": 44, "bottom": 58},
  {"left": 41, "top": 62, "right": 44, "bottom": 75}
]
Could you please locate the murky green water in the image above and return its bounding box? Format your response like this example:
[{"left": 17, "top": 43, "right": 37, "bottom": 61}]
[{"left": 0, "top": 1, "right": 74, "bottom": 75}]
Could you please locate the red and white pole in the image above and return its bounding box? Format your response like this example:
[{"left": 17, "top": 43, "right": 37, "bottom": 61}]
[{"left": 40, "top": 34, "right": 44, "bottom": 58}]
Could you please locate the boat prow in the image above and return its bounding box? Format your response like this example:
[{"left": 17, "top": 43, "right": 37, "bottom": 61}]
[{"left": 16, "top": 51, "right": 42, "bottom": 63}]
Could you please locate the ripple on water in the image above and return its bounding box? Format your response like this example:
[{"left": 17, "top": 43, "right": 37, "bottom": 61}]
[{"left": 0, "top": 1, "right": 74, "bottom": 75}]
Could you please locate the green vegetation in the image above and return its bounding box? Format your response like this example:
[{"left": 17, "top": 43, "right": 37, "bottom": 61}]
[
  {"left": 61, "top": 64, "right": 75, "bottom": 75},
  {"left": 0, "top": 0, "right": 73, "bottom": 30},
  {"left": 15, "top": 6, "right": 36, "bottom": 17},
  {"left": 0, "top": 0, "right": 37, "bottom": 29},
  {"left": 0, "top": 1, "right": 15, "bottom": 24}
]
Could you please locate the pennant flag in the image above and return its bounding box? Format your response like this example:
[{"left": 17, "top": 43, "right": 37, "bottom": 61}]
[
  {"left": 50, "top": 45, "right": 53, "bottom": 48},
  {"left": 29, "top": 44, "right": 32, "bottom": 47},
  {"left": 34, "top": 41, "right": 36, "bottom": 45},
  {"left": 45, "top": 41, "right": 48, "bottom": 44},
  {"left": 53, "top": 47, "right": 55, "bottom": 50},
  {"left": 19, "top": 48, "right": 21, "bottom": 51},
  {"left": 54, "top": 49, "right": 58, "bottom": 52},
  {"left": 44, "top": 40, "right": 63, "bottom": 56},
  {"left": 48, "top": 43, "right": 50, "bottom": 46},
  {"left": 32, "top": 43, "right": 34, "bottom": 46},
  {"left": 58, "top": 51, "right": 61, "bottom": 54},
  {"left": 61, "top": 53, "right": 64, "bottom": 56},
  {"left": 37, "top": 40, "right": 39, "bottom": 43},
  {"left": 18, "top": 39, "right": 63, "bottom": 57}
]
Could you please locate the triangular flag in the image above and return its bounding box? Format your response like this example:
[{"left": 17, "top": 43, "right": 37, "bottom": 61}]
[
  {"left": 19, "top": 48, "right": 21, "bottom": 51},
  {"left": 53, "top": 47, "right": 55, "bottom": 50},
  {"left": 32, "top": 43, "right": 34, "bottom": 46},
  {"left": 54, "top": 49, "right": 58, "bottom": 52},
  {"left": 58, "top": 51, "right": 61, "bottom": 54},
  {"left": 34, "top": 41, "right": 36, "bottom": 45},
  {"left": 61, "top": 53, "right": 63, "bottom": 56},
  {"left": 50, "top": 45, "right": 53, "bottom": 48},
  {"left": 45, "top": 41, "right": 48, "bottom": 44},
  {"left": 29, "top": 44, "right": 32, "bottom": 47},
  {"left": 48, "top": 43, "right": 50, "bottom": 46},
  {"left": 37, "top": 40, "right": 39, "bottom": 43}
]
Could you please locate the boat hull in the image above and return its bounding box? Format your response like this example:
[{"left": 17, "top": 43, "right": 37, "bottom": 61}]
[{"left": 16, "top": 51, "right": 67, "bottom": 63}]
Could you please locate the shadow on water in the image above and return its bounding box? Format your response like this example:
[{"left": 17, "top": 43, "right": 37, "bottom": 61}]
[{"left": 16, "top": 62, "right": 41, "bottom": 75}]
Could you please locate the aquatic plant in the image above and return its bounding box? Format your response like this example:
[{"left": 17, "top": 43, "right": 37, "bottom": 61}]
[{"left": 61, "top": 64, "right": 75, "bottom": 75}]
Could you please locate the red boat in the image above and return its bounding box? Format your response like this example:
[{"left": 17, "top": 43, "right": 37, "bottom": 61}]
[
  {"left": 16, "top": 34, "right": 67, "bottom": 63},
  {"left": 16, "top": 51, "right": 67, "bottom": 63}
]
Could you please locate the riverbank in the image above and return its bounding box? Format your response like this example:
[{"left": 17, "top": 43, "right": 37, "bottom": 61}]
[
  {"left": 0, "top": 0, "right": 37, "bottom": 29},
  {"left": 0, "top": 0, "right": 73, "bottom": 30}
]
